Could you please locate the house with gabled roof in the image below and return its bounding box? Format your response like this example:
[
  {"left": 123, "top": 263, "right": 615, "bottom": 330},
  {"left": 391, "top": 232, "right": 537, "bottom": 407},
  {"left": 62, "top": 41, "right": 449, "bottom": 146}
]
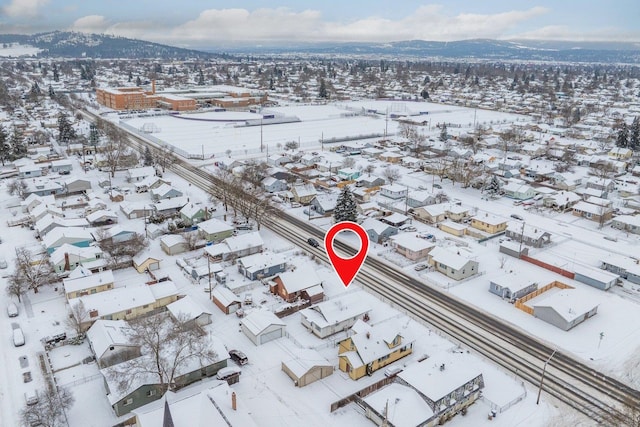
[
  {"left": 126, "top": 166, "right": 156, "bottom": 182},
  {"left": 63, "top": 269, "right": 114, "bottom": 299},
  {"left": 470, "top": 214, "right": 507, "bottom": 234},
  {"left": 269, "top": 267, "right": 324, "bottom": 304},
  {"left": 406, "top": 191, "right": 435, "bottom": 208},
  {"left": 390, "top": 234, "right": 435, "bottom": 261},
  {"left": 361, "top": 218, "right": 398, "bottom": 243},
  {"left": 261, "top": 176, "right": 288, "bottom": 193},
  {"left": 86, "top": 319, "right": 141, "bottom": 368},
  {"left": 179, "top": 203, "right": 207, "bottom": 225},
  {"left": 489, "top": 272, "right": 538, "bottom": 300},
  {"left": 149, "top": 197, "right": 189, "bottom": 217},
  {"left": 291, "top": 184, "right": 317, "bottom": 205},
  {"left": 204, "top": 231, "right": 264, "bottom": 261},
  {"left": 166, "top": 296, "right": 212, "bottom": 327},
  {"left": 427, "top": 247, "right": 479, "bottom": 281},
  {"left": 531, "top": 289, "right": 598, "bottom": 331},
  {"left": 300, "top": 292, "right": 371, "bottom": 338},
  {"left": 197, "top": 218, "right": 234, "bottom": 242},
  {"left": 309, "top": 193, "right": 339, "bottom": 215},
  {"left": 43, "top": 226, "right": 95, "bottom": 254},
  {"left": 35, "top": 215, "right": 88, "bottom": 236},
  {"left": 150, "top": 183, "right": 183, "bottom": 201},
  {"left": 51, "top": 244, "right": 105, "bottom": 275},
  {"left": 505, "top": 223, "right": 552, "bottom": 248},
  {"left": 502, "top": 181, "right": 537, "bottom": 200},
  {"left": 119, "top": 201, "right": 151, "bottom": 219},
  {"left": 338, "top": 319, "right": 413, "bottom": 380},
  {"left": 86, "top": 209, "right": 118, "bottom": 227},
  {"left": 237, "top": 251, "right": 286, "bottom": 280},
  {"left": 211, "top": 286, "right": 242, "bottom": 314}
]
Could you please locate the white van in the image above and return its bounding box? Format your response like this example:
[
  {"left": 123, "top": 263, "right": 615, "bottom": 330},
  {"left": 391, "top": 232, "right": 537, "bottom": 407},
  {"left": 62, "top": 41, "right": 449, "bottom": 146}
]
[{"left": 13, "top": 327, "right": 25, "bottom": 347}]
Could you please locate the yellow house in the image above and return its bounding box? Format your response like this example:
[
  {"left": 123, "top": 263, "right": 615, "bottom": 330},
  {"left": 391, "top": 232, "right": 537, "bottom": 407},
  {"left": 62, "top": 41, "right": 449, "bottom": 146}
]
[
  {"left": 338, "top": 320, "right": 413, "bottom": 380},
  {"left": 439, "top": 220, "right": 467, "bottom": 237},
  {"left": 63, "top": 270, "right": 115, "bottom": 300},
  {"left": 132, "top": 254, "right": 161, "bottom": 273},
  {"left": 470, "top": 214, "right": 507, "bottom": 234},
  {"left": 608, "top": 147, "right": 633, "bottom": 160}
]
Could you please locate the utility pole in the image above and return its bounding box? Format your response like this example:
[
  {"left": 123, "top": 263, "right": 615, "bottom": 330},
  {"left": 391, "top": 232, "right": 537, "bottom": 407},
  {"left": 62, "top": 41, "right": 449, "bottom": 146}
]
[
  {"left": 536, "top": 349, "right": 557, "bottom": 404},
  {"left": 207, "top": 254, "right": 212, "bottom": 300},
  {"left": 518, "top": 220, "right": 525, "bottom": 257},
  {"left": 260, "top": 117, "right": 263, "bottom": 153}
]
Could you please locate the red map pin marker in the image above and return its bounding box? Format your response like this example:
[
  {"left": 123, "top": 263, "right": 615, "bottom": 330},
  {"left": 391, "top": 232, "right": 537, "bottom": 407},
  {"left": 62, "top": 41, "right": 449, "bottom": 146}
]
[{"left": 324, "top": 221, "right": 369, "bottom": 289}]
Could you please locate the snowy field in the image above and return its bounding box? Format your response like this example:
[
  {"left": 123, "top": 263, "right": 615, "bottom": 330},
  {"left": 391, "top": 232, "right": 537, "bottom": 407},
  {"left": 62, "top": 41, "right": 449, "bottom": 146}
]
[
  {"left": 0, "top": 44, "right": 42, "bottom": 57},
  {"left": 118, "top": 101, "right": 526, "bottom": 159}
]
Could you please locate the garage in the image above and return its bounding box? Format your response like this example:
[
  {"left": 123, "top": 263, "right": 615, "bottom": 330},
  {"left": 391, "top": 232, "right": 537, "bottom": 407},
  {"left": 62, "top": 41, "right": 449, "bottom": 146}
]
[{"left": 241, "top": 310, "right": 286, "bottom": 346}]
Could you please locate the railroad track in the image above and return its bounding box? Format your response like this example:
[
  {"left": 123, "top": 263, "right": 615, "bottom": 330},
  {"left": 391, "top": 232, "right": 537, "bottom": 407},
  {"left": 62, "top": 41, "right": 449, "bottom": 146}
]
[{"left": 83, "top": 109, "right": 639, "bottom": 425}]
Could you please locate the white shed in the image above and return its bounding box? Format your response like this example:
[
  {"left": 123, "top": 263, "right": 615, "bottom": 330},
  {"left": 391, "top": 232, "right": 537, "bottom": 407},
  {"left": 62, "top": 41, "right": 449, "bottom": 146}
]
[{"left": 240, "top": 310, "right": 286, "bottom": 346}]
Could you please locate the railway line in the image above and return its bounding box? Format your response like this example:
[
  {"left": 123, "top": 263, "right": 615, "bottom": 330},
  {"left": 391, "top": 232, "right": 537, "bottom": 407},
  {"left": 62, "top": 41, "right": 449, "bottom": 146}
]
[{"left": 83, "top": 109, "right": 639, "bottom": 425}]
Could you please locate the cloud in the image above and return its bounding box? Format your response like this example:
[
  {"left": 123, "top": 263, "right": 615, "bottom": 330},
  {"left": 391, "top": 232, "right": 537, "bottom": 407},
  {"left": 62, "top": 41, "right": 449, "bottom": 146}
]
[
  {"left": 2, "top": 0, "right": 49, "bottom": 17},
  {"left": 70, "top": 15, "right": 111, "bottom": 34},
  {"left": 510, "top": 25, "right": 640, "bottom": 42}
]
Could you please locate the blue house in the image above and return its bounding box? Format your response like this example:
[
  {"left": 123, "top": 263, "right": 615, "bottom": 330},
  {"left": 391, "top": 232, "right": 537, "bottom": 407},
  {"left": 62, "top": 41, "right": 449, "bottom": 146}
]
[
  {"left": 337, "top": 168, "right": 361, "bottom": 181},
  {"left": 489, "top": 273, "right": 538, "bottom": 301},
  {"left": 150, "top": 184, "right": 184, "bottom": 201},
  {"left": 43, "top": 227, "right": 95, "bottom": 254},
  {"left": 361, "top": 218, "right": 398, "bottom": 244},
  {"left": 237, "top": 252, "right": 287, "bottom": 280}
]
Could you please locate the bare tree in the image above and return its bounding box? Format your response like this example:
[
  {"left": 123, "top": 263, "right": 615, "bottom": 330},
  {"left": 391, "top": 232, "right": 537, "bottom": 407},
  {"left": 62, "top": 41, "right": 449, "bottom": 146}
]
[
  {"left": 212, "top": 168, "right": 241, "bottom": 216},
  {"left": 152, "top": 144, "right": 175, "bottom": 174},
  {"left": 240, "top": 160, "right": 269, "bottom": 189},
  {"left": 382, "top": 166, "right": 401, "bottom": 185},
  {"left": 66, "top": 299, "right": 89, "bottom": 335},
  {"left": 7, "top": 178, "right": 28, "bottom": 200},
  {"left": 101, "top": 122, "right": 130, "bottom": 178},
  {"left": 341, "top": 156, "right": 356, "bottom": 169},
  {"left": 96, "top": 231, "right": 148, "bottom": 269},
  {"left": 20, "top": 386, "right": 75, "bottom": 427},
  {"left": 364, "top": 164, "right": 376, "bottom": 176},
  {"left": 108, "top": 313, "right": 218, "bottom": 393},
  {"left": 9, "top": 247, "right": 57, "bottom": 296}
]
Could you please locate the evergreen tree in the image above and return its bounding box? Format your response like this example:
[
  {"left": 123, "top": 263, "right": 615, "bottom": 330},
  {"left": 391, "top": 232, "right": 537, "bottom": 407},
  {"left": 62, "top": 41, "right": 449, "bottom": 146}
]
[
  {"left": 136, "top": 76, "right": 142, "bottom": 86},
  {"left": 10, "top": 126, "right": 26, "bottom": 160},
  {"left": 48, "top": 84, "right": 55, "bottom": 98},
  {"left": 57, "top": 112, "right": 76, "bottom": 143},
  {"left": 420, "top": 88, "right": 430, "bottom": 99},
  {"left": 484, "top": 175, "right": 501, "bottom": 196},
  {"left": 318, "top": 78, "right": 328, "bottom": 99},
  {"left": 89, "top": 123, "right": 99, "bottom": 146},
  {"left": 197, "top": 69, "right": 205, "bottom": 85},
  {"left": 439, "top": 123, "right": 448, "bottom": 142},
  {"left": 128, "top": 70, "right": 133, "bottom": 82},
  {"left": 630, "top": 116, "right": 640, "bottom": 150},
  {"left": 0, "top": 125, "right": 10, "bottom": 165},
  {"left": 143, "top": 146, "right": 154, "bottom": 166},
  {"left": 52, "top": 63, "right": 59, "bottom": 82},
  {"left": 333, "top": 186, "right": 358, "bottom": 223},
  {"left": 616, "top": 123, "right": 629, "bottom": 148}
]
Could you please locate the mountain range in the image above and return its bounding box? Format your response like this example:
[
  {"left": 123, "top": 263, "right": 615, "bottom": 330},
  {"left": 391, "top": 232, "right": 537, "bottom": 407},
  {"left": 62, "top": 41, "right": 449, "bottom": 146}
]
[{"left": 0, "top": 31, "right": 638, "bottom": 63}]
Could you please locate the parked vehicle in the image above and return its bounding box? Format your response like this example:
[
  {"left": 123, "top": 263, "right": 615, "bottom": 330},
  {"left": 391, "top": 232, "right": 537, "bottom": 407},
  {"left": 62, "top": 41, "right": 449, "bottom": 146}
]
[
  {"left": 7, "top": 303, "right": 19, "bottom": 317},
  {"left": 414, "top": 264, "right": 428, "bottom": 271},
  {"left": 307, "top": 238, "right": 320, "bottom": 248},
  {"left": 510, "top": 214, "right": 524, "bottom": 220},
  {"left": 24, "top": 390, "right": 39, "bottom": 406},
  {"left": 13, "top": 327, "right": 25, "bottom": 347},
  {"left": 229, "top": 349, "right": 248, "bottom": 365},
  {"left": 216, "top": 366, "right": 242, "bottom": 381}
]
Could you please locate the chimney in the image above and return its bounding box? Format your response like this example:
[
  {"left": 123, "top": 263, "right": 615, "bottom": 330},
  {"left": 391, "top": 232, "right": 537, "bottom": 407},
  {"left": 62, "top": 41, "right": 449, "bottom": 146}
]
[
  {"left": 231, "top": 392, "right": 237, "bottom": 411},
  {"left": 64, "top": 253, "right": 70, "bottom": 271},
  {"left": 152, "top": 79, "right": 156, "bottom": 94},
  {"left": 366, "top": 331, "right": 371, "bottom": 339}
]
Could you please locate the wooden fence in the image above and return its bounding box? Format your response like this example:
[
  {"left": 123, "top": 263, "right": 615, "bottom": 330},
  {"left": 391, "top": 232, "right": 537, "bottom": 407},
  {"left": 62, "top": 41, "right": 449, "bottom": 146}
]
[{"left": 515, "top": 281, "right": 574, "bottom": 315}]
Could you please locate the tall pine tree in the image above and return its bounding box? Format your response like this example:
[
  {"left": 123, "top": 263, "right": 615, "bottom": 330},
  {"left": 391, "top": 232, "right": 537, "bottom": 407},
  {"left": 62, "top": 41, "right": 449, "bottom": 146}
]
[
  {"left": 0, "top": 125, "right": 9, "bottom": 165},
  {"left": 143, "top": 146, "right": 154, "bottom": 166},
  {"left": 484, "top": 175, "right": 501, "bottom": 196},
  {"left": 10, "top": 126, "right": 26, "bottom": 160},
  {"left": 333, "top": 186, "right": 358, "bottom": 223},
  {"left": 57, "top": 112, "right": 76, "bottom": 143},
  {"left": 630, "top": 116, "right": 640, "bottom": 150},
  {"left": 616, "top": 123, "right": 629, "bottom": 148}
]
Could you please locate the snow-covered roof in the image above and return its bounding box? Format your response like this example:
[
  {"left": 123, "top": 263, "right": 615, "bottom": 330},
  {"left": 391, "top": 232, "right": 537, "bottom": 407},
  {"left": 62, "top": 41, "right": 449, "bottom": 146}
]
[
  {"left": 72, "top": 286, "right": 156, "bottom": 318},
  {"left": 197, "top": 218, "right": 234, "bottom": 235},
  {"left": 398, "top": 352, "right": 482, "bottom": 402},
  {"left": 86, "top": 319, "right": 136, "bottom": 359},
  {"left": 148, "top": 281, "right": 178, "bottom": 300},
  {"left": 50, "top": 243, "right": 102, "bottom": 265},
  {"left": 237, "top": 251, "right": 286, "bottom": 273},
  {"left": 167, "top": 296, "right": 211, "bottom": 322},
  {"left": 211, "top": 286, "right": 240, "bottom": 307},
  {"left": 241, "top": 309, "right": 285, "bottom": 335},
  {"left": 86, "top": 209, "right": 118, "bottom": 223},
  {"left": 490, "top": 272, "right": 537, "bottom": 293},
  {"left": 300, "top": 292, "right": 371, "bottom": 328},
  {"left": 64, "top": 269, "right": 114, "bottom": 294},
  {"left": 390, "top": 234, "right": 435, "bottom": 252},
  {"left": 428, "top": 247, "right": 475, "bottom": 271},
  {"left": 613, "top": 215, "right": 640, "bottom": 227},
  {"left": 573, "top": 264, "right": 619, "bottom": 284},
  {"left": 361, "top": 218, "right": 394, "bottom": 234},
  {"left": 532, "top": 289, "right": 599, "bottom": 323},
  {"left": 42, "top": 226, "right": 94, "bottom": 248},
  {"left": 160, "top": 234, "right": 185, "bottom": 247},
  {"left": 282, "top": 348, "right": 332, "bottom": 379},
  {"left": 153, "top": 196, "right": 189, "bottom": 211},
  {"left": 346, "top": 320, "right": 411, "bottom": 366},
  {"left": 276, "top": 268, "right": 322, "bottom": 294},
  {"left": 127, "top": 166, "right": 156, "bottom": 179},
  {"left": 180, "top": 203, "right": 204, "bottom": 218},
  {"left": 363, "top": 383, "right": 434, "bottom": 426},
  {"left": 224, "top": 231, "right": 264, "bottom": 252}
]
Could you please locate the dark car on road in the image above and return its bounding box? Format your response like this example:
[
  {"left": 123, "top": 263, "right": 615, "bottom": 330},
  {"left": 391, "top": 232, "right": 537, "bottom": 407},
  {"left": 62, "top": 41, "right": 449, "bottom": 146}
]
[{"left": 307, "top": 238, "right": 320, "bottom": 248}]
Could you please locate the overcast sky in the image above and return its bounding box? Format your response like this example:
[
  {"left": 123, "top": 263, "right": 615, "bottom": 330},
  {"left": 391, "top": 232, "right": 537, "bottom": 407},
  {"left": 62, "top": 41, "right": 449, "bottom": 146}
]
[{"left": 1, "top": 0, "right": 639, "bottom": 47}]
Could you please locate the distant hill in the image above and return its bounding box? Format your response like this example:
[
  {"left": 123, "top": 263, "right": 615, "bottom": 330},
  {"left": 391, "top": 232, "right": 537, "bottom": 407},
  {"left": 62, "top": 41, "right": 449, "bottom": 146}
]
[
  {"left": 0, "top": 31, "right": 223, "bottom": 59},
  {"left": 215, "top": 38, "right": 640, "bottom": 63}
]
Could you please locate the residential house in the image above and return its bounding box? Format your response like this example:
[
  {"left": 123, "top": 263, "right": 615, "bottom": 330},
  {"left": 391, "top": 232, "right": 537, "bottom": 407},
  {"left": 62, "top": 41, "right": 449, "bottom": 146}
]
[
  {"left": 261, "top": 176, "right": 288, "bottom": 193},
  {"left": 532, "top": 289, "right": 598, "bottom": 331},
  {"left": 150, "top": 184, "right": 183, "bottom": 201},
  {"left": 543, "top": 191, "right": 582, "bottom": 211},
  {"left": 300, "top": 153, "right": 322, "bottom": 165},
  {"left": 470, "top": 214, "right": 507, "bottom": 234},
  {"left": 282, "top": 347, "right": 334, "bottom": 387},
  {"left": 608, "top": 147, "right": 633, "bottom": 160},
  {"left": 572, "top": 201, "right": 613, "bottom": 223},
  {"left": 379, "top": 212, "right": 410, "bottom": 227},
  {"left": 63, "top": 269, "right": 115, "bottom": 300},
  {"left": 300, "top": 292, "right": 372, "bottom": 338},
  {"left": 101, "top": 336, "right": 228, "bottom": 416},
  {"left": 205, "top": 231, "right": 264, "bottom": 261},
  {"left": 86, "top": 319, "right": 141, "bottom": 368},
  {"left": 360, "top": 218, "right": 398, "bottom": 243},
  {"left": 119, "top": 202, "right": 151, "bottom": 220},
  {"left": 50, "top": 159, "right": 73, "bottom": 173},
  {"left": 269, "top": 268, "right": 324, "bottom": 303},
  {"left": 401, "top": 156, "right": 424, "bottom": 169},
  {"left": 363, "top": 354, "right": 483, "bottom": 427},
  {"left": 133, "top": 176, "right": 169, "bottom": 194},
  {"left": 51, "top": 244, "right": 104, "bottom": 275},
  {"left": 446, "top": 204, "right": 470, "bottom": 222},
  {"left": 179, "top": 203, "right": 207, "bottom": 225},
  {"left": 126, "top": 166, "right": 156, "bottom": 182},
  {"left": 406, "top": 191, "right": 435, "bottom": 208},
  {"left": 43, "top": 227, "right": 95, "bottom": 254},
  {"left": 22, "top": 193, "right": 55, "bottom": 214},
  {"left": 585, "top": 177, "right": 615, "bottom": 197},
  {"left": 95, "top": 225, "right": 137, "bottom": 244},
  {"left": 601, "top": 254, "right": 640, "bottom": 285},
  {"left": 291, "top": 184, "right": 317, "bottom": 205},
  {"left": 489, "top": 273, "right": 538, "bottom": 300},
  {"left": 35, "top": 215, "right": 88, "bottom": 236},
  {"left": 71, "top": 282, "right": 179, "bottom": 331},
  {"left": 390, "top": 234, "right": 435, "bottom": 261},
  {"left": 505, "top": 223, "right": 552, "bottom": 248},
  {"left": 25, "top": 178, "right": 65, "bottom": 197},
  {"left": 502, "top": 181, "right": 537, "bottom": 200},
  {"left": 237, "top": 251, "right": 286, "bottom": 280},
  {"left": 611, "top": 215, "right": 640, "bottom": 235},
  {"left": 337, "top": 168, "right": 361, "bottom": 181},
  {"left": 379, "top": 151, "right": 403, "bottom": 163},
  {"left": 338, "top": 320, "right": 413, "bottom": 380},
  {"left": 427, "top": 247, "right": 479, "bottom": 281},
  {"left": 86, "top": 210, "right": 118, "bottom": 227},
  {"left": 64, "top": 177, "right": 91, "bottom": 195},
  {"left": 18, "top": 164, "right": 43, "bottom": 178},
  {"left": 309, "top": 194, "right": 339, "bottom": 215},
  {"left": 132, "top": 253, "right": 161, "bottom": 273},
  {"left": 130, "top": 381, "right": 257, "bottom": 427},
  {"left": 197, "top": 218, "right": 234, "bottom": 242},
  {"left": 356, "top": 176, "right": 385, "bottom": 188},
  {"left": 439, "top": 220, "right": 467, "bottom": 237},
  {"left": 573, "top": 265, "right": 618, "bottom": 291},
  {"left": 380, "top": 184, "right": 408, "bottom": 200},
  {"left": 149, "top": 197, "right": 189, "bottom": 218},
  {"left": 241, "top": 309, "right": 286, "bottom": 346},
  {"left": 267, "top": 154, "right": 291, "bottom": 167},
  {"left": 212, "top": 286, "right": 242, "bottom": 315},
  {"left": 167, "top": 296, "right": 212, "bottom": 327},
  {"left": 412, "top": 203, "right": 448, "bottom": 224},
  {"left": 160, "top": 234, "right": 188, "bottom": 255}
]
